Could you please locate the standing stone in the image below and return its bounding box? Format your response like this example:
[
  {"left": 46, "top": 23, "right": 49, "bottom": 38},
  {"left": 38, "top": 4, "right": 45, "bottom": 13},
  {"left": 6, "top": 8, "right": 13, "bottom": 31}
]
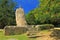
[
  {"left": 4, "top": 8, "right": 28, "bottom": 35},
  {"left": 15, "top": 8, "right": 27, "bottom": 27}
]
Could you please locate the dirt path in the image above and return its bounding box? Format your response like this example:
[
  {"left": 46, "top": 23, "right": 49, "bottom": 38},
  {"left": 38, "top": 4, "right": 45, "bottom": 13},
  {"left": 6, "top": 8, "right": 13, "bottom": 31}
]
[{"left": 36, "top": 31, "right": 55, "bottom": 40}]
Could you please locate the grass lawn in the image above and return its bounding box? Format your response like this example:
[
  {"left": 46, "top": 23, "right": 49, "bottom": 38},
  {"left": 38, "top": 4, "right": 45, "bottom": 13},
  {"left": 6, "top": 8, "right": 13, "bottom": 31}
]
[{"left": 0, "top": 29, "right": 36, "bottom": 40}]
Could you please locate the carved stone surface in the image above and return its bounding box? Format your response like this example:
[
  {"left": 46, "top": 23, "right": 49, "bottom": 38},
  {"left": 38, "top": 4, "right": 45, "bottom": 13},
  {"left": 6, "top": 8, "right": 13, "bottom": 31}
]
[{"left": 15, "top": 8, "right": 27, "bottom": 27}]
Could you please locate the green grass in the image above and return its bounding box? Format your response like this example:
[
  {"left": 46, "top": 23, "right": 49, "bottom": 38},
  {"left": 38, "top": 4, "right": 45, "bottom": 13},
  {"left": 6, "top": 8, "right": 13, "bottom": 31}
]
[
  {"left": 0, "top": 29, "right": 51, "bottom": 40},
  {"left": 0, "top": 29, "right": 36, "bottom": 40}
]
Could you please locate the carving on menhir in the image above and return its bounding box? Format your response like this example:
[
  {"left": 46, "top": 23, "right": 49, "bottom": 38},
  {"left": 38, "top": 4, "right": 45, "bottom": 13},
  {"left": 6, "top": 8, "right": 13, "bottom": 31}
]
[{"left": 15, "top": 8, "right": 27, "bottom": 27}]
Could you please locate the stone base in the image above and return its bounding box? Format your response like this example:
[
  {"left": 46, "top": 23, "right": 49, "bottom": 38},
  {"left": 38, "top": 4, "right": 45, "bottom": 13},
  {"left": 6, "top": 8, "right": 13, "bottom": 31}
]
[
  {"left": 4, "top": 26, "right": 27, "bottom": 35},
  {"left": 51, "top": 29, "right": 60, "bottom": 40}
]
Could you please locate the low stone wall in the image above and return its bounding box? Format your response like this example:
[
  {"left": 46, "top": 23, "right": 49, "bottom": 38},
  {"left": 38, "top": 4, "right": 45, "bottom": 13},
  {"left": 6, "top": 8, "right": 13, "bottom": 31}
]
[
  {"left": 51, "top": 29, "right": 60, "bottom": 40},
  {"left": 4, "top": 26, "right": 27, "bottom": 35},
  {"left": 4, "top": 25, "right": 54, "bottom": 36}
]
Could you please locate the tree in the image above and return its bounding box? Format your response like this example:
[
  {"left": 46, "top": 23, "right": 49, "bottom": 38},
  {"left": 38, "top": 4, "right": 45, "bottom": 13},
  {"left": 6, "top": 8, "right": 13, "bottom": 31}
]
[
  {"left": 26, "top": 0, "right": 60, "bottom": 26},
  {"left": 0, "top": 0, "right": 16, "bottom": 28},
  {"left": 26, "top": 10, "right": 36, "bottom": 25}
]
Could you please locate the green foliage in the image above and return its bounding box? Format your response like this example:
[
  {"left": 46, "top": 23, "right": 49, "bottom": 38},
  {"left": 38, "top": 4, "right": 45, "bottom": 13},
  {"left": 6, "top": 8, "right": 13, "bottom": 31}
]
[
  {"left": 26, "top": 0, "right": 60, "bottom": 27},
  {"left": 26, "top": 10, "right": 36, "bottom": 25},
  {"left": 0, "top": 0, "right": 16, "bottom": 28}
]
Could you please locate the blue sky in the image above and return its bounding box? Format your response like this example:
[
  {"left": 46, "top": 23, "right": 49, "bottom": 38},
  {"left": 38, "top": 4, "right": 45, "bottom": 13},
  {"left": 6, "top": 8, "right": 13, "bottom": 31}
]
[{"left": 13, "top": 0, "right": 39, "bottom": 14}]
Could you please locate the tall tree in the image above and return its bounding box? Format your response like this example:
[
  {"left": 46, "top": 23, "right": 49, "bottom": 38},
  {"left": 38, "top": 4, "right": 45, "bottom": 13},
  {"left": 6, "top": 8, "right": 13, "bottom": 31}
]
[
  {"left": 0, "top": 0, "right": 16, "bottom": 28},
  {"left": 26, "top": 0, "right": 60, "bottom": 26},
  {"left": 26, "top": 10, "right": 36, "bottom": 25}
]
